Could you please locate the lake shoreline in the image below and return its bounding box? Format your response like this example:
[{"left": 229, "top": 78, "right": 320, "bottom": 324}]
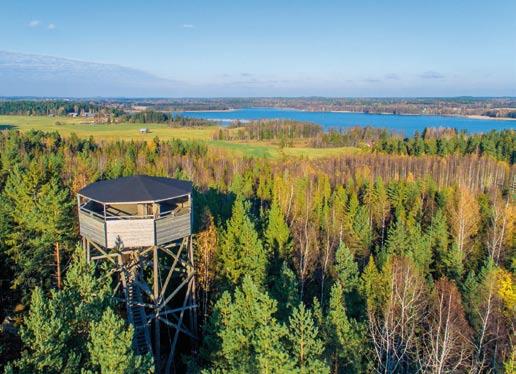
[
  {"left": 183, "top": 108, "right": 516, "bottom": 121},
  {"left": 464, "top": 114, "right": 516, "bottom": 121}
]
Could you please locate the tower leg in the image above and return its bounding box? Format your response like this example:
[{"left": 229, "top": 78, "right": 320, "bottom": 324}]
[
  {"left": 82, "top": 237, "right": 197, "bottom": 373},
  {"left": 153, "top": 246, "right": 161, "bottom": 372}
]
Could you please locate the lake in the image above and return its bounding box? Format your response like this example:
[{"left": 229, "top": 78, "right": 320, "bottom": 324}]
[{"left": 182, "top": 108, "right": 515, "bottom": 135}]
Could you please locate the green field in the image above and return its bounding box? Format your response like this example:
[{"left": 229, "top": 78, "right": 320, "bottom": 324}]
[{"left": 0, "top": 115, "right": 361, "bottom": 159}]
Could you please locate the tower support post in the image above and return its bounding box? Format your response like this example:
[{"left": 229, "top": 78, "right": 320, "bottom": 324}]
[{"left": 83, "top": 235, "right": 197, "bottom": 373}]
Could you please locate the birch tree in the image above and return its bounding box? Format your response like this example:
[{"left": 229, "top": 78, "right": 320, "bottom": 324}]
[
  {"left": 446, "top": 186, "right": 480, "bottom": 258},
  {"left": 423, "top": 278, "right": 473, "bottom": 373},
  {"left": 365, "top": 257, "right": 427, "bottom": 373}
]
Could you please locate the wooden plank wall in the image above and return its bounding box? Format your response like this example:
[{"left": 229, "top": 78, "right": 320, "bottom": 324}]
[
  {"left": 80, "top": 210, "right": 192, "bottom": 249},
  {"left": 156, "top": 214, "right": 191, "bottom": 245},
  {"left": 79, "top": 211, "right": 106, "bottom": 247},
  {"left": 106, "top": 219, "right": 155, "bottom": 248}
]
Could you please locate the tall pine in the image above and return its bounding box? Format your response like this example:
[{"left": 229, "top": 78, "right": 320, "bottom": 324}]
[
  {"left": 2, "top": 162, "right": 73, "bottom": 297},
  {"left": 287, "top": 304, "right": 329, "bottom": 373},
  {"left": 218, "top": 198, "right": 267, "bottom": 287}
]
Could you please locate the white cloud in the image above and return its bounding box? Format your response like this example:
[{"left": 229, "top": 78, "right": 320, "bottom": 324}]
[
  {"left": 28, "top": 20, "right": 40, "bottom": 28},
  {"left": 48, "top": 23, "right": 56, "bottom": 30},
  {"left": 182, "top": 24, "right": 194, "bottom": 28}
]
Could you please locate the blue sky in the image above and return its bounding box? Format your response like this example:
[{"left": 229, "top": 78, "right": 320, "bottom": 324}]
[{"left": 1, "top": 0, "right": 515, "bottom": 96}]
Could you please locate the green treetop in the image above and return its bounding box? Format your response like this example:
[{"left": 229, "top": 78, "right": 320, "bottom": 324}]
[
  {"left": 265, "top": 198, "right": 291, "bottom": 260},
  {"left": 88, "top": 308, "right": 153, "bottom": 374},
  {"left": 287, "top": 304, "right": 329, "bottom": 374},
  {"left": 218, "top": 198, "right": 267, "bottom": 287}
]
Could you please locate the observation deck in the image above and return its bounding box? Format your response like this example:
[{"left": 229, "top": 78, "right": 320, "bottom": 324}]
[{"left": 77, "top": 175, "right": 192, "bottom": 248}]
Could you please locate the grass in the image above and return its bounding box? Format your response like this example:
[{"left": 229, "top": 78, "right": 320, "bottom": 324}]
[
  {"left": 0, "top": 115, "right": 216, "bottom": 141},
  {"left": 0, "top": 115, "right": 362, "bottom": 159}
]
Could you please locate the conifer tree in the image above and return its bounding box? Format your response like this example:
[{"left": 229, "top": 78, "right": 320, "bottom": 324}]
[
  {"left": 428, "top": 209, "right": 450, "bottom": 274},
  {"left": 13, "top": 287, "right": 75, "bottom": 372},
  {"left": 383, "top": 217, "right": 432, "bottom": 274},
  {"left": 287, "top": 304, "right": 329, "bottom": 374},
  {"left": 333, "top": 241, "right": 359, "bottom": 293},
  {"left": 8, "top": 247, "right": 125, "bottom": 373},
  {"left": 327, "top": 283, "right": 366, "bottom": 373},
  {"left": 271, "top": 262, "right": 300, "bottom": 321},
  {"left": 265, "top": 197, "right": 291, "bottom": 259},
  {"left": 341, "top": 191, "right": 361, "bottom": 252},
  {"left": 360, "top": 256, "right": 389, "bottom": 312},
  {"left": 218, "top": 198, "right": 267, "bottom": 287},
  {"left": 204, "top": 276, "right": 293, "bottom": 373},
  {"left": 1, "top": 163, "right": 73, "bottom": 296},
  {"left": 373, "top": 177, "right": 390, "bottom": 248},
  {"left": 441, "top": 243, "right": 464, "bottom": 281},
  {"left": 382, "top": 219, "right": 410, "bottom": 262},
  {"left": 352, "top": 205, "right": 373, "bottom": 257},
  {"left": 88, "top": 308, "right": 153, "bottom": 373},
  {"left": 406, "top": 223, "right": 432, "bottom": 276}
]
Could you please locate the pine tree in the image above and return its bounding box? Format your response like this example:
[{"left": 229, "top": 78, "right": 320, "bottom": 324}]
[
  {"left": 429, "top": 209, "right": 450, "bottom": 274},
  {"left": 333, "top": 241, "right": 359, "bottom": 293},
  {"left": 218, "top": 198, "right": 267, "bottom": 287},
  {"left": 254, "top": 322, "right": 295, "bottom": 374},
  {"left": 265, "top": 197, "right": 291, "bottom": 259},
  {"left": 352, "top": 205, "right": 373, "bottom": 257},
  {"left": 6, "top": 247, "right": 145, "bottom": 373},
  {"left": 88, "top": 308, "right": 153, "bottom": 373},
  {"left": 14, "top": 287, "right": 75, "bottom": 372},
  {"left": 287, "top": 304, "right": 329, "bottom": 374},
  {"left": 382, "top": 218, "right": 410, "bottom": 263},
  {"left": 441, "top": 243, "right": 464, "bottom": 281},
  {"left": 203, "top": 276, "right": 293, "bottom": 373},
  {"left": 407, "top": 223, "right": 432, "bottom": 276},
  {"left": 327, "top": 283, "right": 366, "bottom": 373},
  {"left": 270, "top": 262, "right": 300, "bottom": 321},
  {"left": 2, "top": 163, "right": 73, "bottom": 297},
  {"left": 360, "top": 256, "right": 388, "bottom": 312}
]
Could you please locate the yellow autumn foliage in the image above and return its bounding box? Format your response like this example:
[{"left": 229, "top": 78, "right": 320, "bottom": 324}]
[{"left": 497, "top": 269, "right": 516, "bottom": 318}]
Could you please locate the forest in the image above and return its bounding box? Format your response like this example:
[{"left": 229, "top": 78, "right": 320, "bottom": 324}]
[
  {"left": 213, "top": 120, "right": 323, "bottom": 144},
  {"left": 0, "top": 128, "right": 514, "bottom": 373},
  {"left": 2, "top": 97, "right": 516, "bottom": 118},
  {"left": 215, "top": 120, "right": 515, "bottom": 164},
  {"left": 0, "top": 100, "right": 112, "bottom": 116}
]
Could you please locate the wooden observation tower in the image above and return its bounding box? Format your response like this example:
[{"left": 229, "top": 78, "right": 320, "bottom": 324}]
[{"left": 77, "top": 175, "right": 197, "bottom": 372}]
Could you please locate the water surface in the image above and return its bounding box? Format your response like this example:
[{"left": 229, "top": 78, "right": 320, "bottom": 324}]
[{"left": 181, "top": 108, "right": 515, "bottom": 135}]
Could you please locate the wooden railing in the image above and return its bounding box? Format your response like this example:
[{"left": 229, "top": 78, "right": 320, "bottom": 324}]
[
  {"left": 155, "top": 212, "right": 191, "bottom": 245},
  {"left": 78, "top": 210, "right": 107, "bottom": 247},
  {"left": 79, "top": 205, "right": 190, "bottom": 220},
  {"left": 79, "top": 207, "right": 191, "bottom": 248}
]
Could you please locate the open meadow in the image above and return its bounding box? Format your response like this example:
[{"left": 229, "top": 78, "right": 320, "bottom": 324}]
[{"left": 0, "top": 115, "right": 362, "bottom": 159}]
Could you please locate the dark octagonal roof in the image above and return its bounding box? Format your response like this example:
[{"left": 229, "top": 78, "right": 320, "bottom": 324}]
[{"left": 78, "top": 175, "right": 192, "bottom": 203}]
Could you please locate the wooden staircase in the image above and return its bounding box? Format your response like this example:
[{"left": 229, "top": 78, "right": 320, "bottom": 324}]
[{"left": 125, "top": 267, "right": 152, "bottom": 355}]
